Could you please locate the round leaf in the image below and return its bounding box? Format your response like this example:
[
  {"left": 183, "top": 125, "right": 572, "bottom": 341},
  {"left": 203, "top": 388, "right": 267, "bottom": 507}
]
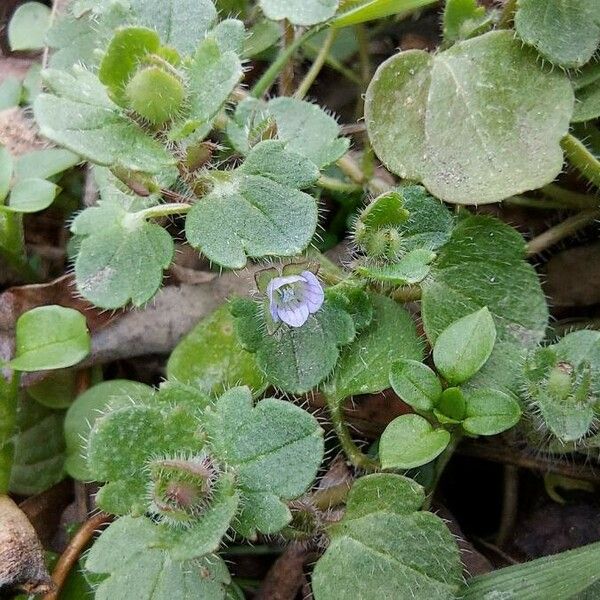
[
  {"left": 389, "top": 359, "right": 441, "bottom": 411},
  {"left": 433, "top": 307, "right": 496, "bottom": 385},
  {"left": 9, "top": 305, "right": 90, "bottom": 372},
  {"left": 6, "top": 178, "right": 59, "bottom": 213},
  {"left": 365, "top": 30, "right": 574, "bottom": 204},
  {"left": 462, "top": 389, "right": 521, "bottom": 436},
  {"left": 380, "top": 414, "right": 451, "bottom": 470},
  {"left": 8, "top": 2, "right": 51, "bottom": 51}
]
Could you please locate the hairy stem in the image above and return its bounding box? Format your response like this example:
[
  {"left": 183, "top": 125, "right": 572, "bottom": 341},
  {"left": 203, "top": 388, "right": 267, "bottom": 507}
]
[
  {"left": 137, "top": 202, "right": 192, "bottom": 220},
  {"left": 498, "top": 0, "right": 517, "bottom": 28},
  {"left": 542, "top": 184, "right": 599, "bottom": 209},
  {"left": 326, "top": 394, "right": 380, "bottom": 471},
  {"left": 317, "top": 174, "right": 363, "bottom": 194},
  {"left": 561, "top": 133, "right": 600, "bottom": 189},
  {"left": 526, "top": 209, "right": 600, "bottom": 256},
  {"left": 294, "top": 28, "right": 338, "bottom": 100},
  {"left": 390, "top": 284, "right": 422, "bottom": 303},
  {"left": 251, "top": 27, "right": 322, "bottom": 99},
  {"left": 336, "top": 154, "right": 391, "bottom": 196}
]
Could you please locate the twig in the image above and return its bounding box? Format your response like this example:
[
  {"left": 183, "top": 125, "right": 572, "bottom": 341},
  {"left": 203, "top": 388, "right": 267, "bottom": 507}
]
[
  {"left": 251, "top": 27, "right": 321, "bottom": 98},
  {"left": 526, "top": 209, "right": 600, "bottom": 256},
  {"left": 279, "top": 21, "right": 296, "bottom": 96},
  {"left": 43, "top": 512, "right": 112, "bottom": 600},
  {"left": 457, "top": 440, "right": 600, "bottom": 484},
  {"left": 294, "top": 28, "right": 337, "bottom": 100},
  {"left": 496, "top": 465, "right": 519, "bottom": 548}
]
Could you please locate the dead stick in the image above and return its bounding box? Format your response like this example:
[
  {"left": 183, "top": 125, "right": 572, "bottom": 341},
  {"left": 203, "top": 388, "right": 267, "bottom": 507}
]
[{"left": 43, "top": 513, "right": 112, "bottom": 600}]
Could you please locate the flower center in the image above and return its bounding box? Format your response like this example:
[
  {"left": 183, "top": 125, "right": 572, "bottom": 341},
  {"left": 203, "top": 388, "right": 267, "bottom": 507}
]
[{"left": 278, "top": 283, "right": 300, "bottom": 305}]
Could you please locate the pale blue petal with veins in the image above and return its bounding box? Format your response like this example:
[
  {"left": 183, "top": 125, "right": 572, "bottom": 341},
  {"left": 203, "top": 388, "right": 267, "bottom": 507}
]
[{"left": 267, "top": 271, "right": 324, "bottom": 327}]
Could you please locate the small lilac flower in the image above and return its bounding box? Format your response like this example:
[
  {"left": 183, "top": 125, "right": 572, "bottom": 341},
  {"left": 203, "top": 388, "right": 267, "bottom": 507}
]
[{"left": 267, "top": 270, "right": 324, "bottom": 328}]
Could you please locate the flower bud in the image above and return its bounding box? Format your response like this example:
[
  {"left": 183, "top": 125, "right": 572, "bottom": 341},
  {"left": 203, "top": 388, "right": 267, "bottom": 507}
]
[
  {"left": 125, "top": 66, "right": 184, "bottom": 126},
  {"left": 149, "top": 455, "right": 217, "bottom": 523}
]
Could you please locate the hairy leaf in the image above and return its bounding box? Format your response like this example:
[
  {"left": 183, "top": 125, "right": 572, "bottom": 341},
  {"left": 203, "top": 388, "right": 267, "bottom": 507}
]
[
  {"left": 422, "top": 215, "right": 548, "bottom": 348},
  {"left": 64, "top": 380, "right": 154, "bottom": 481},
  {"left": 366, "top": 31, "right": 574, "bottom": 204},
  {"left": 34, "top": 67, "right": 176, "bottom": 174},
  {"left": 312, "top": 474, "right": 462, "bottom": 600},
  {"left": 324, "top": 294, "right": 423, "bottom": 400},
  {"left": 167, "top": 304, "right": 267, "bottom": 396},
  {"left": 232, "top": 296, "right": 355, "bottom": 394},
  {"left": 515, "top": 0, "right": 600, "bottom": 69},
  {"left": 186, "top": 141, "right": 318, "bottom": 269},
  {"left": 204, "top": 386, "right": 324, "bottom": 537},
  {"left": 71, "top": 198, "right": 174, "bottom": 308},
  {"left": 86, "top": 516, "right": 231, "bottom": 600}
]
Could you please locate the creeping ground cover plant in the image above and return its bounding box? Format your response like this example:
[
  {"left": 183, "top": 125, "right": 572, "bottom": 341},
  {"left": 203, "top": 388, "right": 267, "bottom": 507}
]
[{"left": 2, "top": 0, "right": 600, "bottom": 598}]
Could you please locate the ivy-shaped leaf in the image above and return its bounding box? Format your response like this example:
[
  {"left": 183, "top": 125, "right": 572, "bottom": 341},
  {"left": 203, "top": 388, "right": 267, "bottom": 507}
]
[
  {"left": 365, "top": 31, "right": 574, "bottom": 204},
  {"left": 259, "top": 0, "right": 339, "bottom": 26},
  {"left": 86, "top": 516, "right": 231, "bottom": 600},
  {"left": 422, "top": 214, "right": 548, "bottom": 348},
  {"left": 185, "top": 141, "right": 319, "bottom": 269},
  {"left": 227, "top": 97, "right": 349, "bottom": 169},
  {"left": 170, "top": 32, "right": 243, "bottom": 140},
  {"left": 515, "top": 0, "right": 600, "bottom": 69},
  {"left": 34, "top": 67, "right": 176, "bottom": 174},
  {"left": 87, "top": 391, "right": 205, "bottom": 515},
  {"left": 231, "top": 296, "right": 355, "bottom": 394},
  {"left": 266, "top": 97, "right": 349, "bottom": 168},
  {"left": 204, "top": 386, "right": 324, "bottom": 537},
  {"left": 86, "top": 385, "right": 323, "bottom": 551},
  {"left": 70, "top": 196, "right": 174, "bottom": 308},
  {"left": 312, "top": 474, "right": 462, "bottom": 600}
]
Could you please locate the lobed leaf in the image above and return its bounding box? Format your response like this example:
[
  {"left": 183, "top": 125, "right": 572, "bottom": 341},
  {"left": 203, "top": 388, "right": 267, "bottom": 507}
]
[
  {"left": 34, "top": 67, "right": 176, "bottom": 174},
  {"left": 312, "top": 474, "right": 462, "bottom": 600},
  {"left": 186, "top": 141, "right": 318, "bottom": 269},
  {"left": 86, "top": 516, "right": 231, "bottom": 600},
  {"left": 422, "top": 215, "right": 548, "bottom": 348}
]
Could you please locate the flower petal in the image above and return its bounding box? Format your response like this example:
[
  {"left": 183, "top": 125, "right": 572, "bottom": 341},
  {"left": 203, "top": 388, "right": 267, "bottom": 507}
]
[
  {"left": 279, "top": 303, "right": 310, "bottom": 327},
  {"left": 301, "top": 271, "right": 324, "bottom": 313}
]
